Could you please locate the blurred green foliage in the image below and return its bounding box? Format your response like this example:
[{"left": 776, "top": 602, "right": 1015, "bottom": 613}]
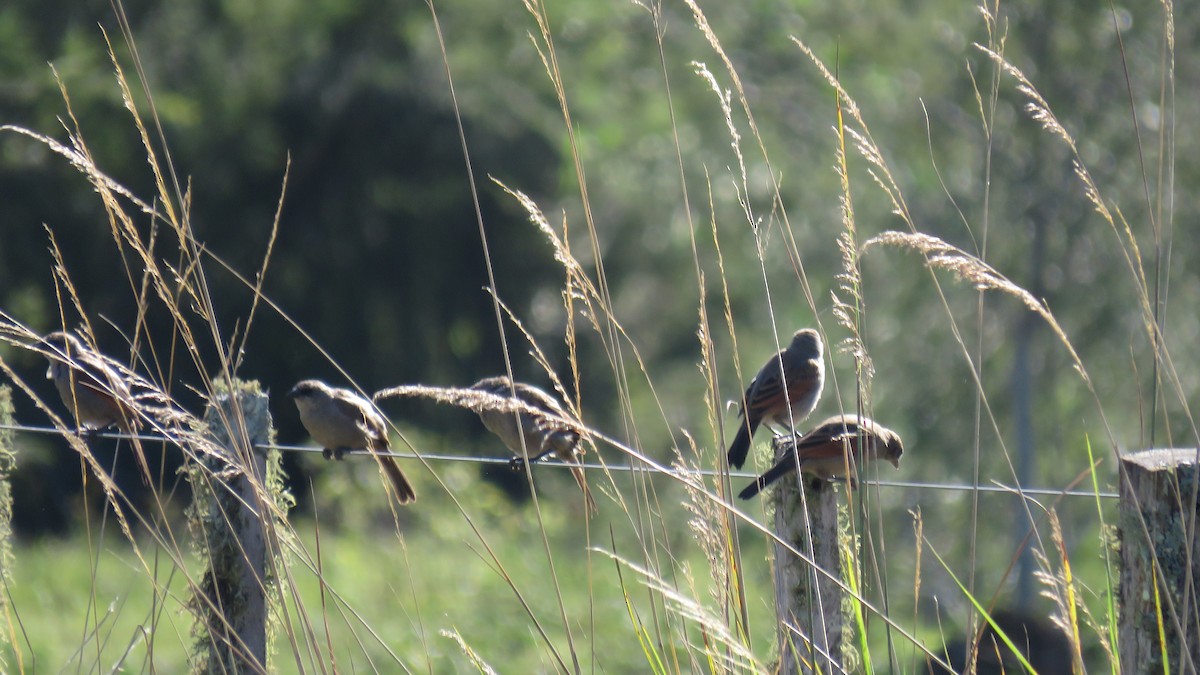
[{"left": 0, "top": 0, "right": 1193, "bottom": 669}]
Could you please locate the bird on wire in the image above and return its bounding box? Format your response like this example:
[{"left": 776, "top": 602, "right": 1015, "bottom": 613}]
[
  {"left": 43, "top": 331, "right": 141, "bottom": 435},
  {"left": 42, "top": 330, "right": 151, "bottom": 481},
  {"left": 288, "top": 379, "right": 416, "bottom": 505},
  {"left": 471, "top": 375, "right": 595, "bottom": 512}
]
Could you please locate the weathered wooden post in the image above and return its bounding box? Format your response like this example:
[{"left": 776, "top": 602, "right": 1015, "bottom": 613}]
[
  {"left": 0, "top": 386, "right": 15, "bottom": 670},
  {"left": 190, "top": 380, "right": 277, "bottom": 673},
  {"left": 1118, "top": 448, "right": 1200, "bottom": 674},
  {"left": 770, "top": 434, "right": 845, "bottom": 674}
]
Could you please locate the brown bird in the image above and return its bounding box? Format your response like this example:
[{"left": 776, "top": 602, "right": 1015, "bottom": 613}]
[
  {"left": 737, "top": 414, "right": 903, "bottom": 499},
  {"left": 288, "top": 379, "right": 416, "bottom": 505},
  {"left": 726, "top": 328, "right": 825, "bottom": 469},
  {"left": 43, "top": 331, "right": 140, "bottom": 434},
  {"left": 471, "top": 376, "right": 594, "bottom": 511},
  {"left": 43, "top": 330, "right": 150, "bottom": 480}
]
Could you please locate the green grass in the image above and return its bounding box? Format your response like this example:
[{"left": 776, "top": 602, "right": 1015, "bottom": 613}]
[
  {"left": 0, "top": 0, "right": 1180, "bottom": 670},
  {"left": 0, "top": 459, "right": 779, "bottom": 673},
  {"left": 2, "top": 533, "right": 195, "bottom": 672}
]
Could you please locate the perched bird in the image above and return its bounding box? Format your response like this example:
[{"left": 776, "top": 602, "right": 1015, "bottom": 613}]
[
  {"left": 471, "top": 376, "right": 594, "bottom": 511},
  {"left": 43, "top": 330, "right": 149, "bottom": 480},
  {"left": 43, "top": 331, "right": 140, "bottom": 433},
  {"left": 737, "top": 414, "right": 903, "bottom": 499},
  {"left": 726, "top": 328, "right": 825, "bottom": 469},
  {"left": 288, "top": 379, "right": 416, "bottom": 505}
]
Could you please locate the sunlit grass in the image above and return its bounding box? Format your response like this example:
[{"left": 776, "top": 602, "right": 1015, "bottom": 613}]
[
  {"left": 2, "top": 534, "right": 195, "bottom": 673},
  {"left": 2, "top": 466, "right": 777, "bottom": 672},
  {"left": 0, "top": 0, "right": 1184, "bottom": 670}
]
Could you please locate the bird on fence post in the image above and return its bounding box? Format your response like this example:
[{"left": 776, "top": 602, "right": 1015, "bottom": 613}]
[
  {"left": 726, "top": 328, "right": 825, "bottom": 469},
  {"left": 288, "top": 379, "right": 416, "bottom": 505},
  {"left": 737, "top": 414, "right": 903, "bottom": 500},
  {"left": 471, "top": 375, "right": 595, "bottom": 513},
  {"left": 42, "top": 330, "right": 151, "bottom": 482}
]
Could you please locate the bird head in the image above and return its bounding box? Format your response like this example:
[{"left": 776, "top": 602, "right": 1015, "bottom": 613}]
[
  {"left": 790, "top": 328, "right": 823, "bottom": 357},
  {"left": 882, "top": 429, "right": 904, "bottom": 468},
  {"left": 287, "top": 379, "right": 328, "bottom": 400},
  {"left": 471, "top": 375, "right": 514, "bottom": 394},
  {"left": 41, "top": 330, "right": 81, "bottom": 356},
  {"left": 42, "top": 331, "right": 83, "bottom": 379}
]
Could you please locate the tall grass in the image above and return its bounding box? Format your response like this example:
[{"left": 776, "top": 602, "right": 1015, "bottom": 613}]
[{"left": 0, "top": 0, "right": 1187, "bottom": 672}]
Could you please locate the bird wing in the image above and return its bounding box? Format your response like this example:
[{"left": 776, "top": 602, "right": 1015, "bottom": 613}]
[
  {"left": 511, "top": 382, "right": 577, "bottom": 432},
  {"left": 70, "top": 356, "right": 136, "bottom": 406},
  {"left": 513, "top": 383, "right": 583, "bottom": 460},
  {"left": 796, "top": 416, "right": 863, "bottom": 443},
  {"left": 511, "top": 382, "right": 567, "bottom": 415},
  {"left": 793, "top": 418, "right": 890, "bottom": 463},
  {"left": 331, "top": 390, "right": 389, "bottom": 448},
  {"left": 794, "top": 437, "right": 854, "bottom": 463},
  {"left": 783, "top": 357, "right": 821, "bottom": 400},
  {"left": 744, "top": 356, "right": 786, "bottom": 418}
]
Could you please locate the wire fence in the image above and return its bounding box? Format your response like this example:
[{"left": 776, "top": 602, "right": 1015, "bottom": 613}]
[{"left": 0, "top": 421, "right": 1119, "bottom": 499}]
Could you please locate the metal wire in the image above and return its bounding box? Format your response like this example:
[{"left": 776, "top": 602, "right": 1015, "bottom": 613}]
[{"left": 0, "top": 421, "right": 1119, "bottom": 499}]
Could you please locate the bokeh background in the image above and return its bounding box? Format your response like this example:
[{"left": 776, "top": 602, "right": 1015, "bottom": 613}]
[{"left": 0, "top": 0, "right": 1191, "bottom": 671}]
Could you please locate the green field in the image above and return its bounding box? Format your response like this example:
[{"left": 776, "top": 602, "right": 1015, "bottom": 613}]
[
  {"left": 1, "top": 457, "right": 789, "bottom": 672},
  {"left": 0, "top": 0, "right": 1187, "bottom": 671}
]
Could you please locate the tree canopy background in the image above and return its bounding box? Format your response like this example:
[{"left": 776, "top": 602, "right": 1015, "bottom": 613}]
[{"left": 0, "top": 0, "right": 1191, "bottom": 669}]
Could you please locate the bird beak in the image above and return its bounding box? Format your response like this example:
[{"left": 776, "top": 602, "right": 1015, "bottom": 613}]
[
  {"left": 889, "top": 457, "right": 901, "bottom": 469},
  {"left": 286, "top": 386, "right": 301, "bottom": 399}
]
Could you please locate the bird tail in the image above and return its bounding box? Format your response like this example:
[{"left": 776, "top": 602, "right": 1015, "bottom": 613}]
[
  {"left": 376, "top": 454, "right": 417, "bottom": 504},
  {"left": 116, "top": 407, "right": 152, "bottom": 485},
  {"left": 726, "top": 418, "right": 757, "bottom": 469},
  {"left": 125, "top": 438, "right": 153, "bottom": 487},
  {"left": 738, "top": 457, "right": 795, "bottom": 500},
  {"left": 569, "top": 464, "right": 597, "bottom": 515},
  {"left": 115, "top": 403, "right": 142, "bottom": 434}
]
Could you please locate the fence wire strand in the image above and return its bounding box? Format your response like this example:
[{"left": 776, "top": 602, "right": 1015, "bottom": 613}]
[{"left": 0, "top": 421, "right": 1119, "bottom": 499}]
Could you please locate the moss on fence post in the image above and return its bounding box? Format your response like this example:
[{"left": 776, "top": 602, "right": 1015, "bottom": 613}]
[
  {"left": 0, "top": 386, "right": 16, "bottom": 669},
  {"left": 187, "top": 379, "right": 290, "bottom": 674}
]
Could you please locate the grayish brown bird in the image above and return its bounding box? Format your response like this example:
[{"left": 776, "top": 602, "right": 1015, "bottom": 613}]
[
  {"left": 288, "top": 379, "right": 416, "bottom": 505},
  {"left": 726, "top": 328, "right": 825, "bottom": 469},
  {"left": 43, "top": 330, "right": 150, "bottom": 480},
  {"left": 471, "top": 375, "right": 594, "bottom": 512},
  {"left": 43, "top": 331, "right": 140, "bottom": 434},
  {"left": 737, "top": 414, "right": 903, "bottom": 499}
]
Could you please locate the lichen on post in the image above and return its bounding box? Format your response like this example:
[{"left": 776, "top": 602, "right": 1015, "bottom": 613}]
[{"left": 187, "top": 379, "right": 290, "bottom": 673}]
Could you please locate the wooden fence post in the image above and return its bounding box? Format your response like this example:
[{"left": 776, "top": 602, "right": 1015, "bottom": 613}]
[
  {"left": 0, "top": 386, "right": 15, "bottom": 670},
  {"left": 191, "top": 381, "right": 276, "bottom": 673},
  {"left": 771, "top": 435, "right": 845, "bottom": 674},
  {"left": 1118, "top": 448, "right": 1200, "bottom": 674}
]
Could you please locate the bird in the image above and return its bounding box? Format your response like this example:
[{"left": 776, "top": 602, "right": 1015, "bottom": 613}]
[
  {"left": 737, "top": 414, "right": 903, "bottom": 500},
  {"left": 471, "top": 375, "right": 594, "bottom": 511},
  {"left": 43, "top": 331, "right": 140, "bottom": 434},
  {"left": 726, "top": 328, "right": 825, "bottom": 469},
  {"left": 287, "top": 379, "right": 416, "bottom": 505},
  {"left": 42, "top": 330, "right": 150, "bottom": 481}
]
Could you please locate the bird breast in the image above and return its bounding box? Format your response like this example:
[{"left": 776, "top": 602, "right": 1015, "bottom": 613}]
[{"left": 296, "top": 399, "right": 373, "bottom": 449}]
